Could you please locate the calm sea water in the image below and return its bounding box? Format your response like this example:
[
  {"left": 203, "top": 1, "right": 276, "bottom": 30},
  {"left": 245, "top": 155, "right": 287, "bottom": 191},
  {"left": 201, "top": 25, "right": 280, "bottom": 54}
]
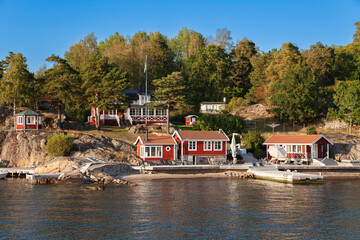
[{"left": 1, "top": 178, "right": 360, "bottom": 239}]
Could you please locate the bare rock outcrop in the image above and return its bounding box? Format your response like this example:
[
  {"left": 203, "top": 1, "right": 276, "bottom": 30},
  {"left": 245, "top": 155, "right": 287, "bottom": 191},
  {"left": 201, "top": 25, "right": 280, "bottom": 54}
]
[
  {"left": 1, "top": 131, "right": 50, "bottom": 167},
  {"left": 0, "top": 130, "right": 141, "bottom": 168},
  {"left": 34, "top": 156, "right": 134, "bottom": 184},
  {"left": 230, "top": 104, "right": 273, "bottom": 121}
]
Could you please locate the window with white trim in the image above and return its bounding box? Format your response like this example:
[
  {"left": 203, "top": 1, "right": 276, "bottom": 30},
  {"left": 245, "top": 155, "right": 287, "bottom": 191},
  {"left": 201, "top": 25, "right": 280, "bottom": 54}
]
[
  {"left": 17, "top": 116, "right": 23, "bottom": 124},
  {"left": 286, "top": 145, "right": 302, "bottom": 153},
  {"left": 188, "top": 141, "right": 197, "bottom": 151},
  {"left": 204, "top": 141, "right": 212, "bottom": 151},
  {"left": 148, "top": 108, "right": 154, "bottom": 116},
  {"left": 108, "top": 110, "right": 116, "bottom": 116},
  {"left": 135, "top": 108, "right": 141, "bottom": 116},
  {"left": 130, "top": 108, "right": 135, "bottom": 116},
  {"left": 214, "top": 141, "right": 222, "bottom": 151},
  {"left": 140, "top": 146, "right": 162, "bottom": 158},
  {"left": 26, "top": 116, "right": 36, "bottom": 125}
]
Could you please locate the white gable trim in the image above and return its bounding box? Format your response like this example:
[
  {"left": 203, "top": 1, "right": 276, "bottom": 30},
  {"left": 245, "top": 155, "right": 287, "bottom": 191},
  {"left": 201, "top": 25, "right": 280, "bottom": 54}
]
[{"left": 133, "top": 136, "right": 144, "bottom": 145}]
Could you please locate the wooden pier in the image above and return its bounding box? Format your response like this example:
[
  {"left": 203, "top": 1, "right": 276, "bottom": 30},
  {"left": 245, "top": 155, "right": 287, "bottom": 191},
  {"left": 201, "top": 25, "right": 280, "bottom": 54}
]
[
  {"left": 249, "top": 166, "right": 323, "bottom": 184},
  {"left": 0, "top": 167, "right": 34, "bottom": 178}
]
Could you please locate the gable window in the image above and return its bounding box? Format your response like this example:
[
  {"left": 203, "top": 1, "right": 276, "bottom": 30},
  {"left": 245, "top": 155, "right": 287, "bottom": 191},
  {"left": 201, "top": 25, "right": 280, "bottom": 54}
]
[
  {"left": 140, "top": 146, "right": 162, "bottom": 158},
  {"left": 204, "top": 141, "right": 212, "bottom": 151},
  {"left": 214, "top": 141, "right": 222, "bottom": 151},
  {"left": 26, "top": 116, "right": 36, "bottom": 125},
  {"left": 17, "top": 116, "right": 23, "bottom": 124},
  {"left": 188, "top": 141, "right": 197, "bottom": 151}
]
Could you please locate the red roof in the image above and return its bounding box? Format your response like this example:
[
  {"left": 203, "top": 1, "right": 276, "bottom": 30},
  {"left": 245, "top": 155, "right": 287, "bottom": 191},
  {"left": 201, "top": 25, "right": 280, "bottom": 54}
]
[
  {"left": 134, "top": 136, "right": 176, "bottom": 145},
  {"left": 264, "top": 135, "right": 332, "bottom": 145},
  {"left": 175, "top": 130, "right": 229, "bottom": 140}
]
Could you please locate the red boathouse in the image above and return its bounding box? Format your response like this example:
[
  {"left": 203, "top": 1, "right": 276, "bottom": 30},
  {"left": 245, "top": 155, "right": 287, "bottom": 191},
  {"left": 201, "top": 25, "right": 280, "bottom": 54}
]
[
  {"left": 263, "top": 134, "right": 333, "bottom": 164},
  {"left": 134, "top": 135, "right": 177, "bottom": 161}
]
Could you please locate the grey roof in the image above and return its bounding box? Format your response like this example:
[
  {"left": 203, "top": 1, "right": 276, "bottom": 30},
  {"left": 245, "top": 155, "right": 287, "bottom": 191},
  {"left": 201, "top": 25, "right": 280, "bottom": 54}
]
[
  {"left": 185, "top": 115, "right": 199, "bottom": 118},
  {"left": 15, "top": 110, "right": 43, "bottom": 116}
]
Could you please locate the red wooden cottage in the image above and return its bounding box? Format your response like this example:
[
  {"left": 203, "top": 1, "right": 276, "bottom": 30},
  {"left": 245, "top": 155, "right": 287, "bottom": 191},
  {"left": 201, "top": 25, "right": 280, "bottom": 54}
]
[
  {"left": 134, "top": 135, "right": 177, "bottom": 161},
  {"left": 172, "top": 129, "right": 229, "bottom": 165},
  {"left": 184, "top": 115, "right": 198, "bottom": 126},
  {"left": 263, "top": 134, "right": 333, "bottom": 164},
  {"left": 15, "top": 110, "right": 43, "bottom": 130}
]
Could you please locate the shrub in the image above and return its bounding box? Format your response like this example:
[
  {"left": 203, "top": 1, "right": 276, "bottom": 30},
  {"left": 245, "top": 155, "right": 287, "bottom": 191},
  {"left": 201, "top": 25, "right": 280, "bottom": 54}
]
[
  {"left": 193, "top": 115, "right": 244, "bottom": 134},
  {"left": 46, "top": 133, "right": 74, "bottom": 157},
  {"left": 306, "top": 127, "right": 317, "bottom": 135},
  {"left": 253, "top": 148, "right": 266, "bottom": 159},
  {"left": 244, "top": 131, "right": 265, "bottom": 152}
]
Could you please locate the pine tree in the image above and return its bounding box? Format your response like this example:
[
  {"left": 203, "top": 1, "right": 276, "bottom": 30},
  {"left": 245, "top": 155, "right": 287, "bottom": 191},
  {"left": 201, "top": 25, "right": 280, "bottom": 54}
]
[
  {"left": 152, "top": 72, "right": 187, "bottom": 133},
  {"left": 0, "top": 52, "right": 35, "bottom": 128}
]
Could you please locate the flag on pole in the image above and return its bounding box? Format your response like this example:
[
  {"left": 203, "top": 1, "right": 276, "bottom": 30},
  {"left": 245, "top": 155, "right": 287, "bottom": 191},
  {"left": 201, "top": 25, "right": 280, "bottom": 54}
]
[{"left": 144, "top": 56, "right": 147, "bottom": 74}]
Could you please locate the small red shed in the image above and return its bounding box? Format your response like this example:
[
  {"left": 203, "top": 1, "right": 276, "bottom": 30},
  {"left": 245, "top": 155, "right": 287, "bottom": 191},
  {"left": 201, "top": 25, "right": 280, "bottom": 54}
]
[
  {"left": 185, "top": 115, "right": 198, "bottom": 126},
  {"left": 134, "top": 135, "right": 177, "bottom": 161},
  {"left": 263, "top": 134, "right": 333, "bottom": 163},
  {"left": 15, "top": 110, "right": 43, "bottom": 130}
]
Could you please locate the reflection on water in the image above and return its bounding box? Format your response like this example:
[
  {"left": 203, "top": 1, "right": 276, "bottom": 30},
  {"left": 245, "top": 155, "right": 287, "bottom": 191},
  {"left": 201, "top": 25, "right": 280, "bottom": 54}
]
[{"left": 1, "top": 178, "right": 360, "bottom": 239}]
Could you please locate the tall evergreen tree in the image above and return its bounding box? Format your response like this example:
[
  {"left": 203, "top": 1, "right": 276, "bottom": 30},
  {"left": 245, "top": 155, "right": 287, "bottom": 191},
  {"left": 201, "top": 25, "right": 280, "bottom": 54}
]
[
  {"left": 43, "top": 55, "right": 83, "bottom": 127},
  {"left": 81, "top": 54, "right": 130, "bottom": 130},
  {"left": 226, "top": 38, "right": 258, "bottom": 99},
  {"left": 0, "top": 52, "right": 35, "bottom": 127},
  {"left": 152, "top": 72, "right": 187, "bottom": 133}
]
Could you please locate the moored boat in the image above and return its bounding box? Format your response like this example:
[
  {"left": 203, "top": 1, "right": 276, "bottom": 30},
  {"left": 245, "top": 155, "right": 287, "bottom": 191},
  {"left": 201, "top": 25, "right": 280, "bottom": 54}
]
[{"left": 0, "top": 172, "right": 8, "bottom": 179}]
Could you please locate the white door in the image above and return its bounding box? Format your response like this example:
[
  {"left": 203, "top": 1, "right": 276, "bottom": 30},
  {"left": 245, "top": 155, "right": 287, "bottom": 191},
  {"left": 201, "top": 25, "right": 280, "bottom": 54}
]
[{"left": 312, "top": 144, "right": 318, "bottom": 159}]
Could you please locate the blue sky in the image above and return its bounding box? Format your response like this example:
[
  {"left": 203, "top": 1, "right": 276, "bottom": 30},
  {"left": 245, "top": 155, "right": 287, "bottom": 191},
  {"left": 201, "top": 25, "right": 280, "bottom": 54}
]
[{"left": 1, "top": 0, "right": 360, "bottom": 73}]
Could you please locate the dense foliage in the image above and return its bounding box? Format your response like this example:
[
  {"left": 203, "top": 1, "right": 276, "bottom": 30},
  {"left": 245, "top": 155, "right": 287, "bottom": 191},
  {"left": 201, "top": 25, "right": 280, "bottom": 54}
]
[
  {"left": 244, "top": 131, "right": 265, "bottom": 153},
  {"left": 46, "top": 134, "right": 74, "bottom": 157},
  {"left": 1, "top": 22, "right": 360, "bottom": 127},
  {"left": 193, "top": 115, "right": 244, "bottom": 135}
]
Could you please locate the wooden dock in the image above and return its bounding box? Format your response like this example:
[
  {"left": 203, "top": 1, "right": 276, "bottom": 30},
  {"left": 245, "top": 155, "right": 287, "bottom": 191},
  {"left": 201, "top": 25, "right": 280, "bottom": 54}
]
[
  {"left": 0, "top": 167, "right": 34, "bottom": 177},
  {"left": 249, "top": 166, "right": 323, "bottom": 184},
  {"left": 132, "top": 165, "right": 249, "bottom": 174}
]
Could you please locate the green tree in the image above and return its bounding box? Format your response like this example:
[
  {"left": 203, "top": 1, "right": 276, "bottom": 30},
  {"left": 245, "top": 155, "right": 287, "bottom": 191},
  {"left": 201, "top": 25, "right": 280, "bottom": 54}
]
[
  {"left": 152, "top": 72, "right": 187, "bottom": 133},
  {"left": 43, "top": 55, "right": 83, "bottom": 127},
  {"left": 353, "top": 21, "right": 360, "bottom": 45},
  {"left": 184, "top": 45, "right": 231, "bottom": 109},
  {"left": 270, "top": 63, "right": 328, "bottom": 123},
  {"left": 98, "top": 32, "right": 126, "bottom": 53},
  {"left": 327, "top": 80, "right": 360, "bottom": 133},
  {"left": 81, "top": 54, "right": 130, "bottom": 130},
  {"left": 226, "top": 38, "right": 258, "bottom": 98},
  {"left": 246, "top": 50, "right": 274, "bottom": 103},
  {"left": 64, "top": 33, "right": 99, "bottom": 70},
  {"left": 244, "top": 131, "right": 264, "bottom": 153},
  {"left": 302, "top": 42, "right": 335, "bottom": 86},
  {"left": 0, "top": 52, "right": 35, "bottom": 127},
  {"left": 194, "top": 115, "right": 244, "bottom": 134},
  {"left": 169, "top": 27, "right": 205, "bottom": 67},
  {"left": 265, "top": 43, "right": 301, "bottom": 105},
  {"left": 148, "top": 32, "right": 176, "bottom": 85}
]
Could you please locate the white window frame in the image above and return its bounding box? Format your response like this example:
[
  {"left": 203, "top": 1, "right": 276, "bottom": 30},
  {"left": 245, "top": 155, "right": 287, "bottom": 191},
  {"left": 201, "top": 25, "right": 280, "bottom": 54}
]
[
  {"left": 140, "top": 146, "right": 163, "bottom": 158},
  {"left": 108, "top": 110, "right": 117, "bottom": 116},
  {"left": 188, "top": 141, "right": 197, "bottom": 151},
  {"left": 204, "top": 141, "right": 212, "bottom": 151},
  {"left": 286, "top": 145, "right": 302, "bottom": 153},
  {"left": 26, "top": 116, "right": 36, "bottom": 125},
  {"left": 214, "top": 141, "right": 222, "bottom": 151},
  {"left": 17, "top": 116, "right": 23, "bottom": 124},
  {"left": 130, "top": 108, "right": 135, "bottom": 116}
]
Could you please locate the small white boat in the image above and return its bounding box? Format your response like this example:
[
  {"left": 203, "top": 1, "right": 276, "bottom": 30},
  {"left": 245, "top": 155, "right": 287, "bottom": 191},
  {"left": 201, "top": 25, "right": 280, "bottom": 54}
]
[{"left": 0, "top": 171, "right": 8, "bottom": 179}]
